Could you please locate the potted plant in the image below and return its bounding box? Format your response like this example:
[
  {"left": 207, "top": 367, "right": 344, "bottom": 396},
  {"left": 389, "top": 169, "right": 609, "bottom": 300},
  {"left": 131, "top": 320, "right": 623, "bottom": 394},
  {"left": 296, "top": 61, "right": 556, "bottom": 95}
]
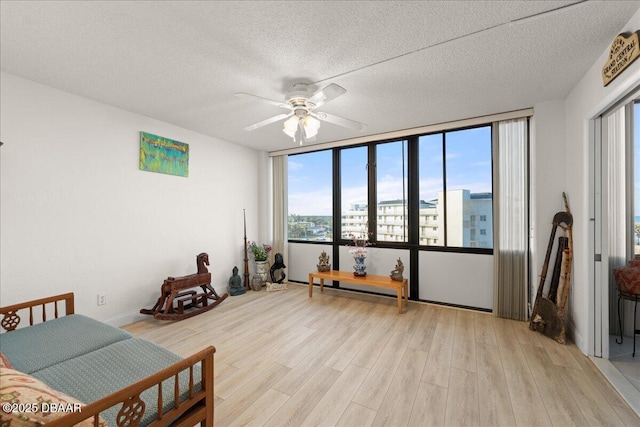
[
  {"left": 247, "top": 241, "right": 272, "bottom": 283},
  {"left": 247, "top": 241, "right": 272, "bottom": 261}
]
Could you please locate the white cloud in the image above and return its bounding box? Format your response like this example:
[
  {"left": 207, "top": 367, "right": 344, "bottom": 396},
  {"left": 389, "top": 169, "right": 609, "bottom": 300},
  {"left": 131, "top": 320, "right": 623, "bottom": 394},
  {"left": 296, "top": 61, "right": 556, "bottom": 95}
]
[
  {"left": 288, "top": 187, "right": 333, "bottom": 216},
  {"left": 341, "top": 184, "right": 368, "bottom": 211},
  {"left": 288, "top": 160, "right": 303, "bottom": 171},
  {"left": 419, "top": 178, "right": 443, "bottom": 200},
  {"left": 376, "top": 177, "right": 406, "bottom": 202}
]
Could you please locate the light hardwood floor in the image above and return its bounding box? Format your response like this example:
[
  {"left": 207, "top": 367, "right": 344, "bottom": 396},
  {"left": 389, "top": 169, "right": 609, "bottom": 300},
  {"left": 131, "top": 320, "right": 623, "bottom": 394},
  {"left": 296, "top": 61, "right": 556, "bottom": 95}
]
[{"left": 123, "top": 283, "right": 640, "bottom": 426}]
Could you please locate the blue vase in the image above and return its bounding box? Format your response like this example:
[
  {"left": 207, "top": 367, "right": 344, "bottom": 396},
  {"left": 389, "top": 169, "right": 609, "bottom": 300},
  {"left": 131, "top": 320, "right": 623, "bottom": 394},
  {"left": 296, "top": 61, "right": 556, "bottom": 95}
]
[{"left": 353, "top": 255, "right": 367, "bottom": 277}]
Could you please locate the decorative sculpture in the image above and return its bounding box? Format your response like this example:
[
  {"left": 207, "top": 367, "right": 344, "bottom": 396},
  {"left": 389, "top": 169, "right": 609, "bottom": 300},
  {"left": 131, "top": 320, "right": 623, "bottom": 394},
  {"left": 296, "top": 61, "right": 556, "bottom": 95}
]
[
  {"left": 266, "top": 282, "right": 288, "bottom": 292},
  {"left": 390, "top": 258, "right": 404, "bottom": 281},
  {"left": 140, "top": 252, "right": 228, "bottom": 320},
  {"left": 530, "top": 193, "right": 573, "bottom": 344},
  {"left": 228, "top": 266, "right": 246, "bottom": 296},
  {"left": 269, "top": 252, "right": 287, "bottom": 284},
  {"left": 317, "top": 251, "right": 331, "bottom": 272}
]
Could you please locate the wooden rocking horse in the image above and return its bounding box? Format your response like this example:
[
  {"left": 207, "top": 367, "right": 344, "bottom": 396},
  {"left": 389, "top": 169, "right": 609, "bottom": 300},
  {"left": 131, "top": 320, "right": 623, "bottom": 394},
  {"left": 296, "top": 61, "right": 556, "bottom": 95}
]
[{"left": 140, "top": 252, "right": 228, "bottom": 320}]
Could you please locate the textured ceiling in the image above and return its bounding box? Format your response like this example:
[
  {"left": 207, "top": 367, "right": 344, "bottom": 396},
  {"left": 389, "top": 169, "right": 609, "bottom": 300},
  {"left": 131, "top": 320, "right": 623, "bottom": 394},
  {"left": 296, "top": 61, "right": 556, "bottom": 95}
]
[{"left": 1, "top": 1, "right": 639, "bottom": 152}]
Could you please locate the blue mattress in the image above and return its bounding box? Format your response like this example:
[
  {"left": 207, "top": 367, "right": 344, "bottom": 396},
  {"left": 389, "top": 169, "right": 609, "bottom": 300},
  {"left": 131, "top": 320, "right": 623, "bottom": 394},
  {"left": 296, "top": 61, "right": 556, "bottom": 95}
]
[
  {"left": 31, "top": 338, "right": 202, "bottom": 426},
  {"left": 0, "top": 314, "right": 131, "bottom": 373}
]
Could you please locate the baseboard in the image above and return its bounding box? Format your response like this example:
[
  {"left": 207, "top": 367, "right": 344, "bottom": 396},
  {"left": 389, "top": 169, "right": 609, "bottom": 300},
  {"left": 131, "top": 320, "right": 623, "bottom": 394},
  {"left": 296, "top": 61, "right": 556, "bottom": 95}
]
[
  {"left": 104, "top": 284, "right": 229, "bottom": 328},
  {"left": 102, "top": 310, "right": 148, "bottom": 328},
  {"left": 567, "top": 318, "right": 584, "bottom": 353}
]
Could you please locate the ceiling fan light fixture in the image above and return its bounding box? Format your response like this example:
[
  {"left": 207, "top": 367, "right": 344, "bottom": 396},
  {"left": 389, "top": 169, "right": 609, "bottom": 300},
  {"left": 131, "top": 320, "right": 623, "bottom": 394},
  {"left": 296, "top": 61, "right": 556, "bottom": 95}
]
[
  {"left": 283, "top": 116, "right": 299, "bottom": 138},
  {"left": 303, "top": 115, "right": 320, "bottom": 139},
  {"left": 241, "top": 82, "right": 366, "bottom": 145}
]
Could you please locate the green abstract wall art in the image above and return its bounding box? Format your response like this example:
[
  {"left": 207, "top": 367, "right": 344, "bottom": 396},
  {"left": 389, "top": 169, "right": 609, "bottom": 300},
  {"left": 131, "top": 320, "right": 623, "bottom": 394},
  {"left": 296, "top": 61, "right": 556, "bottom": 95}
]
[{"left": 139, "top": 131, "right": 189, "bottom": 177}]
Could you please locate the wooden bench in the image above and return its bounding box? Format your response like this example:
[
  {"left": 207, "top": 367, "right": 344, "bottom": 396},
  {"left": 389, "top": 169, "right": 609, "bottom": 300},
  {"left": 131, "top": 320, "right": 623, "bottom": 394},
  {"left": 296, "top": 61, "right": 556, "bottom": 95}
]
[{"left": 308, "top": 270, "right": 408, "bottom": 314}]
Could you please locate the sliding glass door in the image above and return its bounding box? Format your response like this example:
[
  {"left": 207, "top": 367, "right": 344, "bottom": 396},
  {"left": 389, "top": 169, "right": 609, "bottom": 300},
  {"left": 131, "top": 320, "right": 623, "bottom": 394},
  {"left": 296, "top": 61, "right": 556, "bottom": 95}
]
[{"left": 592, "top": 93, "right": 638, "bottom": 389}]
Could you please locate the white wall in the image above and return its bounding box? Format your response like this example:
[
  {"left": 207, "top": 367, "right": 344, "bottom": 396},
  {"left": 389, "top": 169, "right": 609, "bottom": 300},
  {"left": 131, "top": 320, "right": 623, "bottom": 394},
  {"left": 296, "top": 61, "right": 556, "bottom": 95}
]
[
  {"left": 0, "top": 72, "right": 260, "bottom": 326},
  {"left": 289, "top": 243, "right": 333, "bottom": 282},
  {"left": 419, "top": 251, "right": 493, "bottom": 310},
  {"left": 529, "top": 100, "right": 567, "bottom": 307},
  {"left": 562, "top": 10, "right": 640, "bottom": 353}
]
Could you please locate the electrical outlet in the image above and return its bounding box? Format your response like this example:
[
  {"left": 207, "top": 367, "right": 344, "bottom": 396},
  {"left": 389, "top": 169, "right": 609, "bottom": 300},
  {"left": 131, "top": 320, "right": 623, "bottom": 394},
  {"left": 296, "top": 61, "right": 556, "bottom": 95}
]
[{"left": 97, "top": 294, "right": 106, "bottom": 306}]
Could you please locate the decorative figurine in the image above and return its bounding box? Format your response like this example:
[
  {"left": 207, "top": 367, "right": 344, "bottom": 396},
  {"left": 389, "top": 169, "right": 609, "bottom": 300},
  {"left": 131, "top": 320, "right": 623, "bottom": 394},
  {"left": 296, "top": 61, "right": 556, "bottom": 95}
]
[
  {"left": 229, "top": 266, "right": 246, "bottom": 296},
  {"left": 269, "top": 252, "right": 287, "bottom": 284},
  {"left": 317, "top": 251, "right": 331, "bottom": 272},
  {"left": 390, "top": 258, "right": 404, "bottom": 281}
]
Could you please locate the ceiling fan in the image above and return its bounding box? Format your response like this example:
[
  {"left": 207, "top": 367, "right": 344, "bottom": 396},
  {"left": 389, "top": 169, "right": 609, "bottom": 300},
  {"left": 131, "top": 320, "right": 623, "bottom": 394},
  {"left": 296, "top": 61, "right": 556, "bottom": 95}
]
[{"left": 235, "top": 83, "right": 367, "bottom": 145}]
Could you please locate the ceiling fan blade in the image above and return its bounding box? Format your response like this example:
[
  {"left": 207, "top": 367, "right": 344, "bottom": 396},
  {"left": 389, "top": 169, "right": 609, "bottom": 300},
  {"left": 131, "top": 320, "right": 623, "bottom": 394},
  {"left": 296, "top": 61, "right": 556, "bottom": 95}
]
[
  {"left": 234, "top": 92, "right": 290, "bottom": 109},
  {"left": 243, "top": 111, "right": 293, "bottom": 131},
  {"left": 313, "top": 112, "right": 367, "bottom": 132},
  {"left": 307, "top": 83, "right": 346, "bottom": 108}
]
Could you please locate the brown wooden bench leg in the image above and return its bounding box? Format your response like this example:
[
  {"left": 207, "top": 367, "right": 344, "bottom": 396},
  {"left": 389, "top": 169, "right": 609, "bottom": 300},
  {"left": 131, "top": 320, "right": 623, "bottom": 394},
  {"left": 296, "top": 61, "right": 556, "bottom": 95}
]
[{"left": 404, "top": 280, "right": 408, "bottom": 307}]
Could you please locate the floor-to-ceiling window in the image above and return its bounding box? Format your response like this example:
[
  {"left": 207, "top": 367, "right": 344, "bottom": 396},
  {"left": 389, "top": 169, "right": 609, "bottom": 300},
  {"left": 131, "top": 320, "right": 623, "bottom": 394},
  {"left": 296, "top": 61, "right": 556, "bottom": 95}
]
[
  {"left": 340, "top": 146, "right": 369, "bottom": 240},
  {"left": 376, "top": 140, "right": 409, "bottom": 243},
  {"left": 442, "top": 126, "right": 493, "bottom": 249},
  {"left": 286, "top": 120, "right": 501, "bottom": 308},
  {"left": 287, "top": 150, "right": 333, "bottom": 241},
  {"left": 418, "top": 133, "right": 444, "bottom": 246}
]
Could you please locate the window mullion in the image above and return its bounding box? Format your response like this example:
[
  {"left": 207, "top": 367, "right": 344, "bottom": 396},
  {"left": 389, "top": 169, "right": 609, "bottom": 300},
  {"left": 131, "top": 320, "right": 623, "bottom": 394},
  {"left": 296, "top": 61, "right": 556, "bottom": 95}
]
[
  {"left": 408, "top": 137, "right": 420, "bottom": 246},
  {"left": 333, "top": 148, "right": 341, "bottom": 271},
  {"left": 442, "top": 132, "right": 448, "bottom": 247},
  {"left": 408, "top": 136, "right": 420, "bottom": 299},
  {"left": 368, "top": 143, "right": 377, "bottom": 242}
]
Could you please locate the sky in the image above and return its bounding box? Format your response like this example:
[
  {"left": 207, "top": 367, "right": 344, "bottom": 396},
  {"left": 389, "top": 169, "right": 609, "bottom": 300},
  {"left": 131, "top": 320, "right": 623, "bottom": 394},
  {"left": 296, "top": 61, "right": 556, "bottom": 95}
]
[{"left": 288, "top": 126, "right": 492, "bottom": 216}]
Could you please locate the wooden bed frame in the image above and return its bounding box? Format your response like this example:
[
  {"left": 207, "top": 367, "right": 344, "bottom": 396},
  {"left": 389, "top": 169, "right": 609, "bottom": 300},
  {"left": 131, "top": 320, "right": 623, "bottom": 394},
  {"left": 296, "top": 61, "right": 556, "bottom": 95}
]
[{"left": 0, "top": 293, "right": 214, "bottom": 427}]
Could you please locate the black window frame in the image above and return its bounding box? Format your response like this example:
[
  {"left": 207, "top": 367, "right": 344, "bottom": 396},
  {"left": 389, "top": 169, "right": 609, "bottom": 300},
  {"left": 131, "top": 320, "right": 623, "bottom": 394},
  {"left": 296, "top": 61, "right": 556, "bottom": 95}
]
[
  {"left": 286, "top": 149, "right": 335, "bottom": 243},
  {"left": 287, "top": 124, "right": 494, "bottom": 256}
]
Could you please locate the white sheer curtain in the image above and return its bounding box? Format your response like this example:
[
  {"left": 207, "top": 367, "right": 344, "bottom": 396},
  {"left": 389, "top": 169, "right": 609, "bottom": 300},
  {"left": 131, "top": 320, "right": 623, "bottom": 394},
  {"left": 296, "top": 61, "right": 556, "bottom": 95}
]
[
  {"left": 493, "top": 118, "right": 529, "bottom": 320},
  {"left": 272, "top": 155, "right": 288, "bottom": 266},
  {"left": 604, "top": 106, "right": 628, "bottom": 335}
]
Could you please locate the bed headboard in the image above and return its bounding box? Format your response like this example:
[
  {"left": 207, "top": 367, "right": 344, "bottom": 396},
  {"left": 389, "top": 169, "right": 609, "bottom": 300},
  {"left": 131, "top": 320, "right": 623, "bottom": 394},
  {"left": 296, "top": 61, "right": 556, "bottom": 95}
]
[{"left": 0, "top": 292, "right": 74, "bottom": 332}]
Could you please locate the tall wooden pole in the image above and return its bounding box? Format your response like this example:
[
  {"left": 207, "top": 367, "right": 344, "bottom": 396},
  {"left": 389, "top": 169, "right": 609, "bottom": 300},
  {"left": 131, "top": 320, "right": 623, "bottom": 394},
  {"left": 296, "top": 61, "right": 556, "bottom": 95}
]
[{"left": 243, "top": 209, "right": 250, "bottom": 289}]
